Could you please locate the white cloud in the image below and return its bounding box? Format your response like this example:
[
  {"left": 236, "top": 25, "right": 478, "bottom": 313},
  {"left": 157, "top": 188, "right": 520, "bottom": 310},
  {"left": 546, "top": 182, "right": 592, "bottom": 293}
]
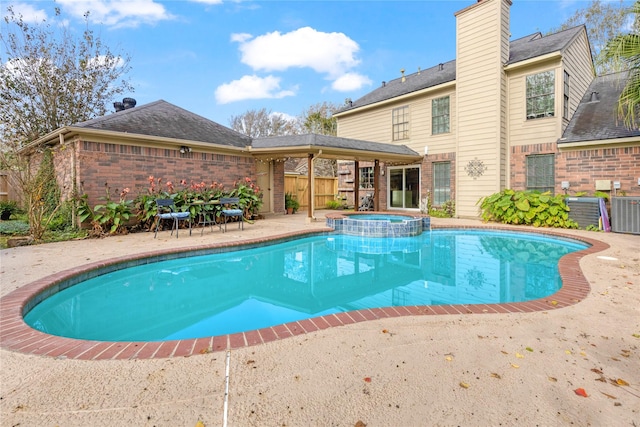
[
  {"left": 331, "top": 72, "right": 372, "bottom": 92},
  {"left": 3, "top": 3, "right": 48, "bottom": 22},
  {"left": 230, "top": 33, "right": 253, "bottom": 43},
  {"left": 56, "top": 0, "right": 173, "bottom": 28},
  {"left": 215, "top": 75, "right": 297, "bottom": 104},
  {"left": 189, "top": 0, "right": 223, "bottom": 4},
  {"left": 234, "top": 27, "right": 361, "bottom": 79}
]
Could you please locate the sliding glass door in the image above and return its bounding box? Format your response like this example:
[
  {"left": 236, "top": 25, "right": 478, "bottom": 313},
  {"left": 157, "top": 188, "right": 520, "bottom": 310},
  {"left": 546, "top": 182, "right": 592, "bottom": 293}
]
[{"left": 388, "top": 166, "right": 420, "bottom": 209}]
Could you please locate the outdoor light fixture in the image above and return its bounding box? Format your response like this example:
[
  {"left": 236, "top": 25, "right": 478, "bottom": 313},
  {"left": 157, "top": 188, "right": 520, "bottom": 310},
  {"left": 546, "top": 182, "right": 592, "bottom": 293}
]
[
  {"left": 179, "top": 146, "right": 192, "bottom": 154},
  {"left": 561, "top": 181, "right": 570, "bottom": 190}
]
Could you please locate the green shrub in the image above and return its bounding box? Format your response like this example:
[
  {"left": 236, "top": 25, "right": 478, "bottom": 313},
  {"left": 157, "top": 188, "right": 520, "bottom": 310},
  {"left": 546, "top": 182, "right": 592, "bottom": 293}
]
[
  {"left": 325, "top": 200, "right": 342, "bottom": 209},
  {"left": 478, "top": 189, "right": 578, "bottom": 228},
  {"left": 0, "top": 220, "right": 30, "bottom": 235}
]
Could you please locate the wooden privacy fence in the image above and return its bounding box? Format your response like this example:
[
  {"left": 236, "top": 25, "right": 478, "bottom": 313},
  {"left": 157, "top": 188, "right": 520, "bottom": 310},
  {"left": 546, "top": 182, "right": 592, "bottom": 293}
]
[{"left": 284, "top": 174, "right": 338, "bottom": 210}]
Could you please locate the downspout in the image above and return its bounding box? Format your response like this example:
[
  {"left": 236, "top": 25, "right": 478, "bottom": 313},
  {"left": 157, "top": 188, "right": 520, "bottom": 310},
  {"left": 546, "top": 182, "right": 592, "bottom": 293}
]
[
  {"left": 61, "top": 132, "right": 78, "bottom": 228},
  {"left": 307, "top": 153, "right": 314, "bottom": 220}
]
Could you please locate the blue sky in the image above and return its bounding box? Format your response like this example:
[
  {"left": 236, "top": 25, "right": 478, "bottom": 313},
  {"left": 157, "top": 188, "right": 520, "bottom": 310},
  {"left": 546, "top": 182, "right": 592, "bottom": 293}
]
[{"left": 2, "top": 1, "right": 633, "bottom": 126}]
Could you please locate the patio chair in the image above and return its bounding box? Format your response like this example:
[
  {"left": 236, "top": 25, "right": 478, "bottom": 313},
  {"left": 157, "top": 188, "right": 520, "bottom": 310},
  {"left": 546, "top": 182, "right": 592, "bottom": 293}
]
[
  {"left": 219, "top": 197, "right": 244, "bottom": 232},
  {"left": 358, "top": 194, "right": 374, "bottom": 211},
  {"left": 154, "top": 198, "right": 191, "bottom": 238}
]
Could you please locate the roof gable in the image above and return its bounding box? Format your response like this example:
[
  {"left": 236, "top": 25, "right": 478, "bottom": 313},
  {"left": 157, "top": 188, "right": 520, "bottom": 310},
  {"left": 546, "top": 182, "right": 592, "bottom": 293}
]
[
  {"left": 74, "top": 100, "right": 252, "bottom": 148},
  {"left": 560, "top": 72, "right": 640, "bottom": 144},
  {"left": 337, "top": 26, "right": 587, "bottom": 113}
]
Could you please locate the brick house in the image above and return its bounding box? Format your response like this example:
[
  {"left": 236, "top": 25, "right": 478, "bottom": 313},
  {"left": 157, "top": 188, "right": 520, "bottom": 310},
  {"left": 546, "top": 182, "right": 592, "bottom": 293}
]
[
  {"left": 23, "top": 99, "right": 420, "bottom": 218},
  {"left": 333, "top": 0, "right": 640, "bottom": 217}
]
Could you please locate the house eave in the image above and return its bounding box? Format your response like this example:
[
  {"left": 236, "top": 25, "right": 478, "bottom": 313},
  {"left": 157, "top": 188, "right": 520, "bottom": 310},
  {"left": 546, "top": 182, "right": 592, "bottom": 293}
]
[
  {"left": 248, "top": 145, "right": 423, "bottom": 163},
  {"left": 557, "top": 136, "right": 640, "bottom": 150},
  {"left": 504, "top": 52, "right": 562, "bottom": 71},
  {"left": 333, "top": 80, "right": 456, "bottom": 118}
]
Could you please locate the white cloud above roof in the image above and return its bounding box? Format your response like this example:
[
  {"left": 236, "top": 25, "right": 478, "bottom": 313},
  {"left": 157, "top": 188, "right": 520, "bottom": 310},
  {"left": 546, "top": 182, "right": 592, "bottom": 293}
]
[
  {"left": 234, "top": 27, "right": 361, "bottom": 78},
  {"left": 332, "top": 72, "right": 372, "bottom": 92},
  {"left": 215, "top": 75, "right": 297, "bottom": 104},
  {"left": 56, "top": 0, "right": 173, "bottom": 28}
]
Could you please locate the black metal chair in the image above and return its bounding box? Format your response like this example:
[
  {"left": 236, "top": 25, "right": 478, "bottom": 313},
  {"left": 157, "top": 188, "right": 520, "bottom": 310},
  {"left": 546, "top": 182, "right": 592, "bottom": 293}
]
[
  {"left": 219, "top": 197, "right": 244, "bottom": 232},
  {"left": 154, "top": 199, "right": 191, "bottom": 238}
]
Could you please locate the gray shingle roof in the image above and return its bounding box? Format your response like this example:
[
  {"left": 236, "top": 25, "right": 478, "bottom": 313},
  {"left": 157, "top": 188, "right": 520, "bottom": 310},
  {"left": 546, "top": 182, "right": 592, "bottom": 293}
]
[
  {"left": 252, "top": 133, "right": 420, "bottom": 156},
  {"left": 559, "top": 72, "right": 640, "bottom": 144},
  {"left": 337, "top": 26, "right": 586, "bottom": 113},
  {"left": 74, "top": 99, "right": 252, "bottom": 148}
]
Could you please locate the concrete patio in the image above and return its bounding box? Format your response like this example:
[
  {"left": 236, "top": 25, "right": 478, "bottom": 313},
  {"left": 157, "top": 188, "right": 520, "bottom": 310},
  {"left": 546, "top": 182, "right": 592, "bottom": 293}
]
[{"left": 1, "top": 213, "right": 638, "bottom": 426}]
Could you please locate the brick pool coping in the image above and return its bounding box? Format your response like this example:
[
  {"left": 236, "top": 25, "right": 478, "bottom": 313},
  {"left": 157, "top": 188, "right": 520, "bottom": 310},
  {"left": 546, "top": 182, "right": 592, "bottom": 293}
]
[{"left": 0, "top": 225, "right": 609, "bottom": 360}]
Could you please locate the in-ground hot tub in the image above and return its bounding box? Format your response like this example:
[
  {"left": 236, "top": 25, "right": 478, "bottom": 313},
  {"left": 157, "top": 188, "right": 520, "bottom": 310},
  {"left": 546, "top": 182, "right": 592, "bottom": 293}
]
[{"left": 325, "top": 211, "right": 430, "bottom": 237}]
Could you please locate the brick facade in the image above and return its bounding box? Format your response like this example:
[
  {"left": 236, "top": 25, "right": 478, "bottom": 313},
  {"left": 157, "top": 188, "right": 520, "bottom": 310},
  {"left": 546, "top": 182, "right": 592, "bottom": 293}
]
[
  {"left": 511, "top": 143, "right": 640, "bottom": 196},
  {"left": 75, "top": 139, "right": 255, "bottom": 207}
]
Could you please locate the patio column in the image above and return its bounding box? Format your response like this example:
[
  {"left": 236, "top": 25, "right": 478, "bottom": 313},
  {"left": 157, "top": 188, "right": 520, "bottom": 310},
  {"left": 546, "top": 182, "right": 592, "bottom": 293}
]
[
  {"left": 373, "top": 159, "right": 380, "bottom": 211},
  {"left": 354, "top": 160, "right": 359, "bottom": 209},
  {"left": 307, "top": 153, "right": 314, "bottom": 219}
]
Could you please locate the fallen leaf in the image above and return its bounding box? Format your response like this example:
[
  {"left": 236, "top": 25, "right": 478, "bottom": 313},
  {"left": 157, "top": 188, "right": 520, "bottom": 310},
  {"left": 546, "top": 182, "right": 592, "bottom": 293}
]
[
  {"left": 565, "top": 350, "right": 572, "bottom": 355},
  {"left": 511, "top": 363, "right": 520, "bottom": 369},
  {"left": 199, "top": 347, "right": 212, "bottom": 354},
  {"left": 381, "top": 329, "right": 388, "bottom": 334},
  {"left": 355, "top": 421, "right": 367, "bottom": 427},
  {"left": 550, "top": 300, "right": 558, "bottom": 306},
  {"left": 632, "top": 334, "right": 640, "bottom": 339},
  {"left": 501, "top": 350, "right": 509, "bottom": 355},
  {"left": 601, "top": 392, "right": 617, "bottom": 399},
  {"left": 615, "top": 378, "right": 630, "bottom": 386},
  {"left": 591, "top": 368, "right": 603, "bottom": 374},
  {"left": 596, "top": 375, "right": 607, "bottom": 383},
  {"left": 525, "top": 347, "right": 534, "bottom": 352},
  {"left": 548, "top": 376, "right": 558, "bottom": 382},
  {"left": 195, "top": 421, "right": 205, "bottom": 427},
  {"left": 363, "top": 377, "right": 371, "bottom": 383},
  {"left": 246, "top": 360, "right": 255, "bottom": 365},
  {"left": 445, "top": 355, "right": 453, "bottom": 362},
  {"left": 459, "top": 382, "right": 470, "bottom": 389},
  {"left": 516, "top": 352, "right": 525, "bottom": 359},
  {"left": 580, "top": 351, "right": 587, "bottom": 357},
  {"left": 491, "top": 373, "right": 502, "bottom": 379},
  {"left": 574, "top": 388, "right": 589, "bottom": 397}
]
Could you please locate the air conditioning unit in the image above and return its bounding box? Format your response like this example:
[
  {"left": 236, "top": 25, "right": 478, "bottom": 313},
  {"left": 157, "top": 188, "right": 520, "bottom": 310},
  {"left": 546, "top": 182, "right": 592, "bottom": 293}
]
[
  {"left": 611, "top": 197, "right": 640, "bottom": 235},
  {"left": 565, "top": 197, "right": 603, "bottom": 229}
]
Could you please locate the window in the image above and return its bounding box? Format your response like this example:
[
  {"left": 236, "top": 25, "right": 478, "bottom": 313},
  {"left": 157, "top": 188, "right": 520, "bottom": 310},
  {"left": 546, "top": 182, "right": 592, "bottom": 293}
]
[
  {"left": 432, "top": 96, "right": 450, "bottom": 135},
  {"left": 433, "top": 162, "right": 451, "bottom": 205},
  {"left": 392, "top": 106, "right": 409, "bottom": 141},
  {"left": 359, "top": 166, "right": 374, "bottom": 189},
  {"left": 563, "top": 71, "right": 570, "bottom": 119},
  {"left": 526, "top": 154, "right": 555, "bottom": 193},
  {"left": 526, "top": 70, "right": 555, "bottom": 119}
]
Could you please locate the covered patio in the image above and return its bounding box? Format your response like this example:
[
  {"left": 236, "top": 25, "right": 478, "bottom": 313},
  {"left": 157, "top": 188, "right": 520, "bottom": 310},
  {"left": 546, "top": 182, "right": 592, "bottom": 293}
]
[{"left": 250, "top": 133, "right": 423, "bottom": 219}]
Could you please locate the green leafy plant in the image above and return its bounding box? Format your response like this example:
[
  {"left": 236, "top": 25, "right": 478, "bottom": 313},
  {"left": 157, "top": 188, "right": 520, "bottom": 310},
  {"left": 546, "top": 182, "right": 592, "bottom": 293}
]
[
  {"left": 93, "top": 184, "right": 133, "bottom": 234},
  {"left": 228, "top": 177, "right": 263, "bottom": 219},
  {"left": 478, "top": 189, "right": 578, "bottom": 228},
  {"left": 429, "top": 200, "right": 455, "bottom": 218},
  {"left": 285, "top": 192, "right": 300, "bottom": 212},
  {"left": 0, "top": 200, "right": 19, "bottom": 220},
  {"left": 325, "top": 199, "right": 342, "bottom": 209}
]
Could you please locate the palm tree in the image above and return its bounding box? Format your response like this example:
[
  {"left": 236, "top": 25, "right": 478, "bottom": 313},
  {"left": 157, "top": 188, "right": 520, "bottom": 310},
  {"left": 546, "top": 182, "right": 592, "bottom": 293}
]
[{"left": 603, "top": 1, "right": 640, "bottom": 129}]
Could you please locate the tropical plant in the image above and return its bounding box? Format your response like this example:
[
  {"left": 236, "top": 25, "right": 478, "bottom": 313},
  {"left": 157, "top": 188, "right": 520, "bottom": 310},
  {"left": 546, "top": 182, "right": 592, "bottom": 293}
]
[
  {"left": 602, "top": 0, "right": 640, "bottom": 129},
  {"left": 93, "top": 185, "right": 133, "bottom": 234},
  {"left": 285, "top": 192, "right": 300, "bottom": 212},
  {"left": 478, "top": 189, "right": 578, "bottom": 228},
  {"left": 0, "top": 200, "right": 19, "bottom": 220},
  {"left": 229, "top": 177, "right": 263, "bottom": 219}
]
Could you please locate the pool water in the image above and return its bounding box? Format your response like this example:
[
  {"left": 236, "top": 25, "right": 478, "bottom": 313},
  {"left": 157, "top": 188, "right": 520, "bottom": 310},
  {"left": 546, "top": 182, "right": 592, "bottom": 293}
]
[{"left": 24, "top": 230, "right": 588, "bottom": 342}]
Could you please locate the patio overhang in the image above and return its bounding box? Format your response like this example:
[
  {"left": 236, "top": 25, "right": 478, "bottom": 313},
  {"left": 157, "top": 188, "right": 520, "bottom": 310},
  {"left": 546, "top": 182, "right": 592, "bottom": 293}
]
[{"left": 249, "top": 133, "right": 423, "bottom": 220}]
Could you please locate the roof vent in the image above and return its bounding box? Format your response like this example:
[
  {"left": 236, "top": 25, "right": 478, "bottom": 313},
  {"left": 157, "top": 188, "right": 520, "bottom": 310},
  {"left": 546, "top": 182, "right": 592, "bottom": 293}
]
[
  {"left": 438, "top": 63, "right": 444, "bottom": 71},
  {"left": 122, "top": 97, "right": 137, "bottom": 109},
  {"left": 113, "top": 101, "right": 125, "bottom": 112},
  {"left": 401, "top": 68, "right": 405, "bottom": 83},
  {"left": 590, "top": 92, "right": 599, "bottom": 102},
  {"left": 382, "top": 81, "right": 386, "bottom": 87}
]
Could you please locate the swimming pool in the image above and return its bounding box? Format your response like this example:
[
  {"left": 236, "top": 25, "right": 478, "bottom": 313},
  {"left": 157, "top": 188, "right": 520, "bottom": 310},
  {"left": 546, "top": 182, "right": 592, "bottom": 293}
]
[{"left": 23, "top": 229, "right": 588, "bottom": 342}]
